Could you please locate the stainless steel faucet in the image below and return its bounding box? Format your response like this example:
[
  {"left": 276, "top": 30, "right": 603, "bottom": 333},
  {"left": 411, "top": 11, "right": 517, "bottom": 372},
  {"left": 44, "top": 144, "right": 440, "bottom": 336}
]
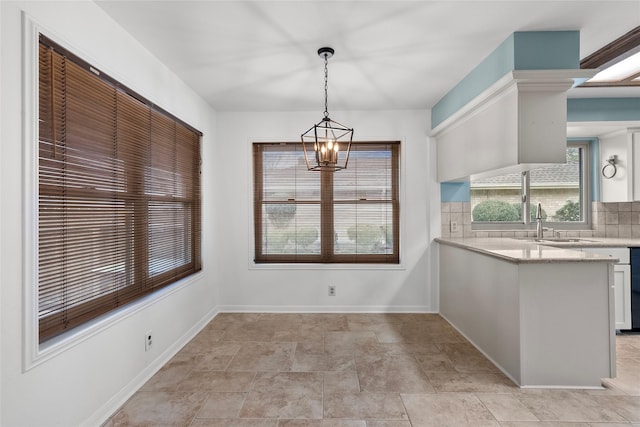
[{"left": 536, "top": 203, "right": 543, "bottom": 238}]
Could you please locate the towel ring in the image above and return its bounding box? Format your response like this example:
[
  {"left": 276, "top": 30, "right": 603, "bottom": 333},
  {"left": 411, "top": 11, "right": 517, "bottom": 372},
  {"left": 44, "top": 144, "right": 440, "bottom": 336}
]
[{"left": 602, "top": 156, "right": 617, "bottom": 179}]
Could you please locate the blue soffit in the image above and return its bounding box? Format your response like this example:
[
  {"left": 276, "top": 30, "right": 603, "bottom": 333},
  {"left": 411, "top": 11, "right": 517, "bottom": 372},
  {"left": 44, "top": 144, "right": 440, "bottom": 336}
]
[
  {"left": 567, "top": 98, "right": 640, "bottom": 122},
  {"left": 432, "top": 31, "right": 580, "bottom": 129},
  {"left": 441, "top": 182, "right": 471, "bottom": 203}
]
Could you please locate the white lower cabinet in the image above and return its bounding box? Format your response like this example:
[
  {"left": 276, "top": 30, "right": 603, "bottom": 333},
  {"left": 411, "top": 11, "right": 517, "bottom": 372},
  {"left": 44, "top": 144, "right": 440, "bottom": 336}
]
[
  {"left": 582, "top": 247, "right": 632, "bottom": 330},
  {"left": 613, "top": 264, "right": 632, "bottom": 330}
]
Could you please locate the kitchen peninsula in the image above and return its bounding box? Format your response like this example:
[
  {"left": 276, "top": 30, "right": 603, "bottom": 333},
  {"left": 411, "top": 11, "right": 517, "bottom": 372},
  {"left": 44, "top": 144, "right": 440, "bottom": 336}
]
[{"left": 436, "top": 237, "right": 616, "bottom": 388}]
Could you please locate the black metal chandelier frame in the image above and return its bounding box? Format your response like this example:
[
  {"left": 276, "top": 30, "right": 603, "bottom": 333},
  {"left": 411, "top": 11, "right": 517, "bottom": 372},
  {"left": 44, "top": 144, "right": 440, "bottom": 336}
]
[{"left": 301, "top": 47, "right": 353, "bottom": 172}]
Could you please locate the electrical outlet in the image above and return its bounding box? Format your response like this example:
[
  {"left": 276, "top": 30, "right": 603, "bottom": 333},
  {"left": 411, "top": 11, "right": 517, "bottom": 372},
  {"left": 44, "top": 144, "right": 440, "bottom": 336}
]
[
  {"left": 328, "top": 285, "right": 336, "bottom": 296},
  {"left": 145, "top": 331, "right": 153, "bottom": 351},
  {"left": 450, "top": 221, "right": 459, "bottom": 233}
]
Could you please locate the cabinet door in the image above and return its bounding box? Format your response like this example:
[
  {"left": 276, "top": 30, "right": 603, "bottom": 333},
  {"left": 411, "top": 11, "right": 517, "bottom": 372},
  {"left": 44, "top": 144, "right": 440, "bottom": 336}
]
[{"left": 613, "top": 264, "right": 632, "bottom": 330}]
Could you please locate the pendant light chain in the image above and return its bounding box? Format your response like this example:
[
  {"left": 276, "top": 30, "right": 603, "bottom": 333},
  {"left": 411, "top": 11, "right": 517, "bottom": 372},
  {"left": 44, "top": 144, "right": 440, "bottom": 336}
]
[{"left": 323, "top": 52, "right": 329, "bottom": 118}]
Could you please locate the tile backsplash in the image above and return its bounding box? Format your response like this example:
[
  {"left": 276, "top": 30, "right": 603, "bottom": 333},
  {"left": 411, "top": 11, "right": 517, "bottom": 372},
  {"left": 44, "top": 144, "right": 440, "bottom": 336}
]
[{"left": 440, "top": 201, "right": 640, "bottom": 239}]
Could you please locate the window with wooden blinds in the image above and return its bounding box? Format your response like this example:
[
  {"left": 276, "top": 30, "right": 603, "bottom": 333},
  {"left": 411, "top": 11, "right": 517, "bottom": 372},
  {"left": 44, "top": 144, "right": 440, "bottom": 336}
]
[
  {"left": 253, "top": 142, "right": 399, "bottom": 263},
  {"left": 38, "top": 35, "right": 202, "bottom": 343}
]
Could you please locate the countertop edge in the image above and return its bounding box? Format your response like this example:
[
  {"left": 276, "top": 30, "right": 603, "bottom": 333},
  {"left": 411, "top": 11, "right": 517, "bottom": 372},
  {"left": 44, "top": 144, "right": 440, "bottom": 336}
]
[{"left": 435, "top": 237, "right": 621, "bottom": 264}]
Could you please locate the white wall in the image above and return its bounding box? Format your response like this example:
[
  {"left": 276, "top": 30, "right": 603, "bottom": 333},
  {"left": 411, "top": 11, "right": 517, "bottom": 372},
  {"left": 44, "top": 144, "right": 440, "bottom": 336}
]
[
  {"left": 1, "top": 2, "right": 218, "bottom": 426},
  {"left": 215, "top": 110, "right": 437, "bottom": 313},
  {"left": 600, "top": 130, "right": 631, "bottom": 202}
]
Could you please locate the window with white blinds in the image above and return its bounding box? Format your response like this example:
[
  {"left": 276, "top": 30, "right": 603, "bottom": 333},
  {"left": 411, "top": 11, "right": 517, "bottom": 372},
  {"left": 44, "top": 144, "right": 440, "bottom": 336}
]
[
  {"left": 253, "top": 142, "right": 399, "bottom": 263},
  {"left": 38, "top": 35, "right": 202, "bottom": 343}
]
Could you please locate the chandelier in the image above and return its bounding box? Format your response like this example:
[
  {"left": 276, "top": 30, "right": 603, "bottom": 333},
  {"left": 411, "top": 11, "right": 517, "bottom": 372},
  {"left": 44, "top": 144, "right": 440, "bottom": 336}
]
[{"left": 301, "top": 47, "right": 353, "bottom": 172}]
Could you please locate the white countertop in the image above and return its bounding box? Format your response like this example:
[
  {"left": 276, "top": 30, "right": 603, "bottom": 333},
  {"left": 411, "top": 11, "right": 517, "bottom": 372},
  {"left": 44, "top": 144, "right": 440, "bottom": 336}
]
[
  {"left": 526, "top": 237, "right": 640, "bottom": 248},
  {"left": 435, "top": 237, "right": 639, "bottom": 264}
]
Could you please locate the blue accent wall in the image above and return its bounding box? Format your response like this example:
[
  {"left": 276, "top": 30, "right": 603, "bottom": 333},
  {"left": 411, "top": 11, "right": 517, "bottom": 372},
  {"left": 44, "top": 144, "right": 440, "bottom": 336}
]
[
  {"left": 513, "top": 31, "right": 580, "bottom": 70},
  {"left": 431, "top": 35, "right": 515, "bottom": 129},
  {"left": 441, "top": 182, "right": 470, "bottom": 202},
  {"left": 567, "top": 98, "right": 640, "bottom": 122},
  {"left": 432, "top": 31, "right": 580, "bottom": 129}
]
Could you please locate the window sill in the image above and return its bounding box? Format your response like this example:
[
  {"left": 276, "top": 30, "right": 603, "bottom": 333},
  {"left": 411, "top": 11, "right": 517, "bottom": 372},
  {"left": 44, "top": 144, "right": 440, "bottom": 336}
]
[
  {"left": 25, "top": 272, "right": 203, "bottom": 372},
  {"left": 249, "top": 262, "right": 405, "bottom": 271}
]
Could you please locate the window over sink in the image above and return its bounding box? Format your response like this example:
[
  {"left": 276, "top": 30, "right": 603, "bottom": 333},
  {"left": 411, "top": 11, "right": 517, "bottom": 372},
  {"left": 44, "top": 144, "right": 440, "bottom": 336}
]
[{"left": 470, "top": 142, "right": 590, "bottom": 229}]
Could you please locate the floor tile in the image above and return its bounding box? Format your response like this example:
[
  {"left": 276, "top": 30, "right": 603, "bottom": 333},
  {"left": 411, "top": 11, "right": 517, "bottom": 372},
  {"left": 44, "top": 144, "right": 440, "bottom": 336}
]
[
  {"left": 323, "top": 392, "right": 408, "bottom": 419},
  {"left": 602, "top": 361, "right": 640, "bottom": 396},
  {"left": 324, "top": 331, "right": 379, "bottom": 355},
  {"left": 109, "top": 391, "right": 208, "bottom": 426},
  {"left": 301, "top": 314, "right": 349, "bottom": 332},
  {"left": 435, "top": 342, "right": 501, "bottom": 373},
  {"left": 191, "top": 419, "right": 278, "bottom": 427},
  {"left": 427, "top": 371, "right": 516, "bottom": 393},
  {"left": 181, "top": 329, "right": 226, "bottom": 354},
  {"left": 295, "top": 340, "right": 325, "bottom": 356},
  {"left": 193, "top": 343, "right": 242, "bottom": 371},
  {"left": 195, "top": 392, "right": 247, "bottom": 418},
  {"left": 139, "top": 353, "right": 198, "bottom": 391},
  {"left": 227, "top": 342, "right": 296, "bottom": 371},
  {"left": 323, "top": 371, "right": 361, "bottom": 394},
  {"left": 591, "top": 395, "right": 640, "bottom": 423},
  {"left": 400, "top": 392, "right": 499, "bottom": 426},
  {"left": 240, "top": 372, "right": 323, "bottom": 419},
  {"left": 414, "top": 352, "right": 457, "bottom": 372},
  {"left": 476, "top": 393, "right": 539, "bottom": 421},
  {"left": 498, "top": 422, "right": 591, "bottom": 427},
  {"left": 292, "top": 354, "right": 355, "bottom": 372},
  {"left": 355, "top": 354, "right": 435, "bottom": 393},
  {"left": 278, "top": 420, "right": 367, "bottom": 427},
  {"left": 103, "top": 314, "right": 640, "bottom": 427},
  {"left": 177, "top": 371, "right": 256, "bottom": 392},
  {"left": 220, "top": 320, "right": 278, "bottom": 342},
  {"left": 364, "top": 422, "right": 412, "bottom": 427},
  {"left": 516, "top": 390, "right": 629, "bottom": 423}
]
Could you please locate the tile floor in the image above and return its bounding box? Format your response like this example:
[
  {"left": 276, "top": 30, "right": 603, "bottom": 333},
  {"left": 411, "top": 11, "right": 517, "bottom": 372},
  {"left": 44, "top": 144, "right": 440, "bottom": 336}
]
[{"left": 104, "top": 313, "right": 640, "bottom": 426}]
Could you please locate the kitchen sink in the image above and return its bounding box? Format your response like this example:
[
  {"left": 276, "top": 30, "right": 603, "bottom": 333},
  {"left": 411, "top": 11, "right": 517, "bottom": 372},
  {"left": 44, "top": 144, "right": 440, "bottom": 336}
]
[
  {"left": 538, "top": 238, "right": 593, "bottom": 243},
  {"left": 516, "top": 237, "right": 594, "bottom": 243}
]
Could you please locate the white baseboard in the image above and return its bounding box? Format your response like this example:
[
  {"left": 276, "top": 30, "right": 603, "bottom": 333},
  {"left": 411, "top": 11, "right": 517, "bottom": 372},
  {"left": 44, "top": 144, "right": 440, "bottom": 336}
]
[
  {"left": 217, "top": 305, "right": 433, "bottom": 313},
  {"left": 82, "top": 306, "right": 220, "bottom": 427}
]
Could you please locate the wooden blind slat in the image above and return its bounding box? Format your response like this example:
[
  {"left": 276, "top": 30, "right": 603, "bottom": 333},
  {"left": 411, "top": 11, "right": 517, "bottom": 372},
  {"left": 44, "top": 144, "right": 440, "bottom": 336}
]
[{"left": 38, "top": 35, "right": 202, "bottom": 342}]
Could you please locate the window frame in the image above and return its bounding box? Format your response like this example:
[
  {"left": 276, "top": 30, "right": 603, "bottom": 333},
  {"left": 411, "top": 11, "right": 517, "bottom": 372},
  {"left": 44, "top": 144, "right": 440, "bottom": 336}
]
[
  {"left": 471, "top": 142, "right": 591, "bottom": 230},
  {"left": 35, "top": 33, "right": 202, "bottom": 344},
  {"left": 252, "top": 141, "right": 400, "bottom": 264}
]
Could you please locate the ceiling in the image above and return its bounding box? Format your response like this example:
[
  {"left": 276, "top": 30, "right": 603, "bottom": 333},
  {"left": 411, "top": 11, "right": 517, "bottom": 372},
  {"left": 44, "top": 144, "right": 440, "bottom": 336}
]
[{"left": 95, "top": 1, "right": 640, "bottom": 113}]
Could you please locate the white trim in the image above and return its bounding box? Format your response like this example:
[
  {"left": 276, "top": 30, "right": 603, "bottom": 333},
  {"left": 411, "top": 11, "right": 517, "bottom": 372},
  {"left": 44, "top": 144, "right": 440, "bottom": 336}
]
[
  {"left": 0, "top": 3, "right": 4, "bottom": 424},
  {"left": 22, "top": 11, "right": 40, "bottom": 374},
  {"left": 80, "top": 306, "right": 220, "bottom": 427},
  {"left": 33, "top": 272, "right": 204, "bottom": 369},
  {"left": 21, "top": 16, "right": 205, "bottom": 371},
  {"left": 218, "top": 305, "right": 433, "bottom": 313},
  {"left": 246, "top": 136, "right": 407, "bottom": 270},
  {"left": 431, "top": 69, "right": 596, "bottom": 137},
  {"left": 248, "top": 263, "right": 406, "bottom": 271}
]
